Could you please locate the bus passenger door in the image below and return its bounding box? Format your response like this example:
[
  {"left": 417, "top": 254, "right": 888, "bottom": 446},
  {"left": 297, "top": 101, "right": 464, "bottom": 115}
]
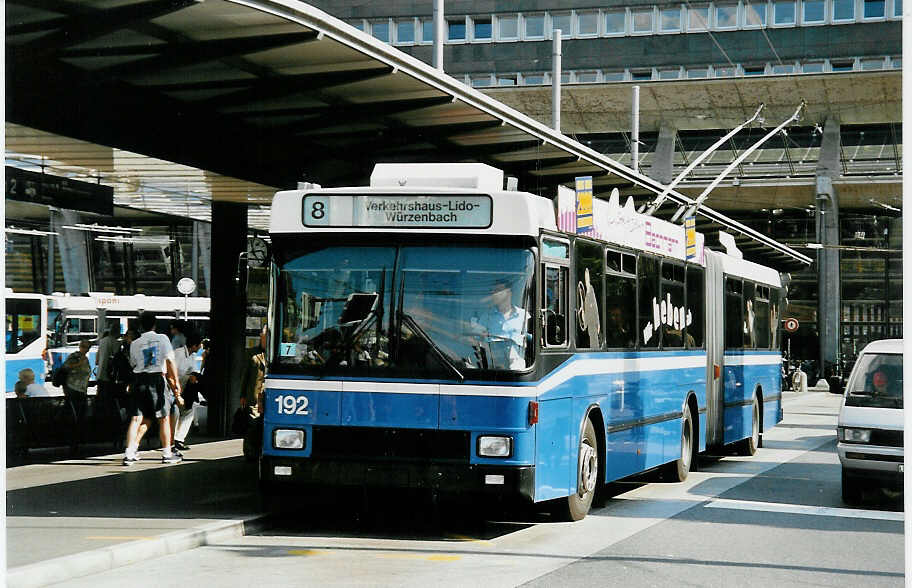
[{"left": 535, "top": 260, "right": 572, "bottom": 501}]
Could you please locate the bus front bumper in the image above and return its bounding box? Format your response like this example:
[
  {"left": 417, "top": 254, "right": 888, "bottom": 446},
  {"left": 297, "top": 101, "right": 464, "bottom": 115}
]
[{"left": 261, "top": 455, "right": 535, "bottom": 501}]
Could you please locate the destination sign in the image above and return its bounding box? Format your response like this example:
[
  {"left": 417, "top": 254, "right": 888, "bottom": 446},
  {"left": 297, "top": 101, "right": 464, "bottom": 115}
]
[{"left": 302, "top": 194, "right": 492, "bottom": 229}]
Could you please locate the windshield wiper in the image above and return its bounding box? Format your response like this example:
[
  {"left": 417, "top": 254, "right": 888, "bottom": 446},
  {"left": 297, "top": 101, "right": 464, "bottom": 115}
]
[{"left": 398, "top": 311, "right": 464, "bottom": 382}]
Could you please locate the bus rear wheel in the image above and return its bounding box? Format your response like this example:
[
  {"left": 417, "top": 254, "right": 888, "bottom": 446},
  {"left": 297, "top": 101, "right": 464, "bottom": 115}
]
[
  {"left": 554, "top": 418, "right": 598, "bottom": 521},
  {"left": 665, "top": 404, "right": 694, "bottom": 482},
  {"left": 738, "top": 395, "right": 760, "bottom": 456}
]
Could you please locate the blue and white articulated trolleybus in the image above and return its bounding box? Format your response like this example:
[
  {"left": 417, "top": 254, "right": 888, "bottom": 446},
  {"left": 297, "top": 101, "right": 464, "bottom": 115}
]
[{"left": 261, "top": 163, "right": 784, "bottom": 520}]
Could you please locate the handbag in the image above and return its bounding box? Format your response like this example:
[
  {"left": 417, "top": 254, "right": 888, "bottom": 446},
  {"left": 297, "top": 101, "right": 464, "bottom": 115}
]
[{"left": 51, "top": 366, "right": 69, "bottom": 387}]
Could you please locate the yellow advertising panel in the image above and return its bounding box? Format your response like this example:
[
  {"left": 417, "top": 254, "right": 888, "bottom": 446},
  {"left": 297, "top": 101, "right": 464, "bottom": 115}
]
[{"left": 575, "top": 176, "right": 593, "bottom": 234}]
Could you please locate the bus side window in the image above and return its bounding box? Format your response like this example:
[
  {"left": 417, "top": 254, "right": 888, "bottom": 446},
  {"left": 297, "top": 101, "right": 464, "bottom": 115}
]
[
  {"left": 724, "top": 278, "right": 743, "bottom": 349},
  {"left": 638, "top": 255, "right": 660, "bottom": 349},
  {"left": 605, "top": 249, "right": 636, "bottom": 349},
  {"left": 574, "top": 240, "right": 603, "bottom": 350},
  {"left": 742, "top": 281, "right": 756, "bottom": 349},
  {"left": 685, "top": 265, "right": 704, "bottom": 348},
  {"left": 753, "top": 284, "right": 771, "bottom": 349},
  {"left": 542, "top": 264, "right": 568, "bottom": 347}
]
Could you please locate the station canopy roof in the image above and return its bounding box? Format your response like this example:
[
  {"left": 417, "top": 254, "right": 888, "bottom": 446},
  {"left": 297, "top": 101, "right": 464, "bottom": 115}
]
[{"left": 6, "top": 0, "right": 811, "bottom": 270}]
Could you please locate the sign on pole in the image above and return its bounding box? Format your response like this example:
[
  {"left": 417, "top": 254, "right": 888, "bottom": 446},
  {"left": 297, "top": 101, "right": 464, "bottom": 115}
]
[
  {"left": 685, "top": 215, "right": 697, "bottom": 260},
  {"left": 783, "top": 317, "right": 799, "bottom": 333},
  {"left": 575, "top": 176, "right": 593, "bottom": 234}
]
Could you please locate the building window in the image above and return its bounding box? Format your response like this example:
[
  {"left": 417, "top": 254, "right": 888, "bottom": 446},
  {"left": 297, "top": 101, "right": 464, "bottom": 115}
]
[
  {"left": 802, "top": 61, "right": 825, "bottom": 72},
  {"left": 659, "top": 68, "right": 682, "bottom": 79},
  {"left": 687, "top": 67, "right": 709, "bottom": 78},
  {"left": 497, "top": 74, "right": 517, "bottom": 86},
  {"left": 473, "top": 17, "right": 492, "bottom": 40},
  {"left": 864, "top": 0, "right": 886, "bottom": 17},
  {"left": 421, "top": 19, "right": 434, "bottom": 43},
  {"left": 771, "top": 63, "right": 796, "bottom": 73},
  {"left": 894, "top": 0, "right": 903, "bottom": 16},
  {"left": 552, "top": 13, "right": 572, "bottom": 36},
  {"left": 688, "top": 5, "right": 710, "bottom": 30},
  {"left": 604, "top": 10, "right": 627, "bottom": 34},
  {"left": 523, "top": 73, "right": 545, "bottom": 84},
  {"left": 774, "top": 1, "right": 797, "bottom": 23},
  {"left": 396, "top": 20, "right": 415, "bottom": 44},
  {"left": 833, "top": 0, "right": 855, "bottom": 20},
  {"left": 661, "top": 7, "right": 682, "bottom": 31},
  {"left": 577, "top": 71, "right": 599, "bottom": 83},
  {"left": 447, "top": 18, "right": 466, "bottom": 41},
  {"left": 714, "top": 65, "right": 737, "bottom": 77},
  {"left": 861, "top": 57, "right": 885, "bottom": 69},
  {"left": 577, "top": 11, "right": 599, "bottom": 35},
  {"left": 631, "top": 69, "right": 653, "bottom": 80},
  {"left": 803, "top": 0, "right": 826, "bottom": 22},
  {"left": 350, "top": 20, "right": 365, "bottom": 32},
  {"left": 560, "top": 72, "right": 571, "bottom": 84},
  {"left": 471, "top": 75, "right": 493, "bottom": 87},
  {"left": 370, "top": 20, "right": 390, "bottom": 42},
  {"left": 603, "top": 70, "right": 626, "bottom": 81},
  {"left": 891, "top": 56, "right": 902, "bottom": 68},
  {"left": 524, "top": 13, "right": 545, "bottom": 38},
  {"left": 715, "top": 3, "right": 739, "bottom": 27},
  {"left": 744, "top": 2, "right": 768, "bottom": 26},
  {"left": 830, "top": 59, "right": 854, "bottom": 71},
  {"left": 633, "top": 8, "right": 655, "bottom": 32},
  {"left": 744, "top": 65, "right": 766, "bottom": 75},
  {"left": 497, "top": 14, "right": 518, "bottom": 39}
]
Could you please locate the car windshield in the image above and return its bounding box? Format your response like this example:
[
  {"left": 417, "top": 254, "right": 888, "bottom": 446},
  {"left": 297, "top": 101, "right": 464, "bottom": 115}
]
[
  {"left": 275, "top": 244, "right": 535, "bottom": 378},
  {"left": 845, "top": 352, "right": 903, "bottom": 408}
]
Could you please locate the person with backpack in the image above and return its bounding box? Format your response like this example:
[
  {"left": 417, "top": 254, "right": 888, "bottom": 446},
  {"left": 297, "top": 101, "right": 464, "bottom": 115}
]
[{"left": 62, "top": 338, "right": 92, "bottom": 455}]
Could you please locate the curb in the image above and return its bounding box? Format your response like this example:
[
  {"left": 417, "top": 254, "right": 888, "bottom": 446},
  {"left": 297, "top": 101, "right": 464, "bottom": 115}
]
[{"left": 6, "top": 514, "right": 271, "bottom": 588}]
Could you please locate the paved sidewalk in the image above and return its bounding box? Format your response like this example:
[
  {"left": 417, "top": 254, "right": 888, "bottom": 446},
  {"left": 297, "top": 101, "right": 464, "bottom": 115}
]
[{"left": 6, "top": 439, "right": 269, "bottom": 588}]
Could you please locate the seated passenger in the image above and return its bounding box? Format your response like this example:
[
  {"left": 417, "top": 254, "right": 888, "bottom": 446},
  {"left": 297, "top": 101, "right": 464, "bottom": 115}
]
[{"left": 605, "top": 303, "right": 634, "bottom": 348}]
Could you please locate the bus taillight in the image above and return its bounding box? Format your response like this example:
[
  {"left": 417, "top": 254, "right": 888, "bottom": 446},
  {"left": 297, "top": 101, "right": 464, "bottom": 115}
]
[{"left": 528, "top": 401, "right": 539, "bottom": 426}]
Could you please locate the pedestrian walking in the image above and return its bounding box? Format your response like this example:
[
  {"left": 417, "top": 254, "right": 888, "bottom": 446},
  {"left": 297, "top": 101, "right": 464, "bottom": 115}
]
[
  {"left": 122, "top": 311, "right": 183, "bottom": 465},
  {"left": 95, "top": 322, "right": 121, "bottom": 445},
  {"left": 171, "top": 332, "right": 203, "bottom": 452}
]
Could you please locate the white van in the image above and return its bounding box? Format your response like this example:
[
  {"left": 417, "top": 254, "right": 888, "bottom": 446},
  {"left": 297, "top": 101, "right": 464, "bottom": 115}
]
[{"left": 837, "top": 339, "right": 904, "bottom": 504}]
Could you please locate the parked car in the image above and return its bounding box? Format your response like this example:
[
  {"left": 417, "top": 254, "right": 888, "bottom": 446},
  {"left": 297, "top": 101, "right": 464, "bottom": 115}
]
[{"left": 836, "top": 339, "right": 904, "bottom": 504}]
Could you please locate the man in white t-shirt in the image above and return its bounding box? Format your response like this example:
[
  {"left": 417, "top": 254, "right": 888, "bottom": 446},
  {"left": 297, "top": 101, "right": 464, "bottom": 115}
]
[{"left": 122, "top": 311, "right": 183, "bottom": 465}]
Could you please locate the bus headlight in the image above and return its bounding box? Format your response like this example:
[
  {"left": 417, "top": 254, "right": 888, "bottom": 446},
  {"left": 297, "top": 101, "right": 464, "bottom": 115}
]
[
  {"left": 478, "top": 435, "right": 512, "bottom": 457},
  {"left": 273, "top": 429, "right": 305, "bottom": 449},
  {"left": 839, "top": 427, "right": 871, "bottom": 443}
]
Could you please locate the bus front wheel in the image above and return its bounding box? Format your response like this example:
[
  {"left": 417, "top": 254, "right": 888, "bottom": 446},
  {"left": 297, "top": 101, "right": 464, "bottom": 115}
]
[{"left": 554, "top": 418, "right": 598, "bottom": 522}]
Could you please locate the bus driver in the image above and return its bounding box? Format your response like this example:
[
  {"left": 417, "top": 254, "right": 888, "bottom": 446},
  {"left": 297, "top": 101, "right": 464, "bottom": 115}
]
[{"left": 470, "top": 279, "right": 529, "bottom": 370}]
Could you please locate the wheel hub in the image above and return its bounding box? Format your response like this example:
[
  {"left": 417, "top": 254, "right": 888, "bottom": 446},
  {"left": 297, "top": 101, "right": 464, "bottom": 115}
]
[{"left": 579, "top": 441, "right": 598, "bottom": 497}]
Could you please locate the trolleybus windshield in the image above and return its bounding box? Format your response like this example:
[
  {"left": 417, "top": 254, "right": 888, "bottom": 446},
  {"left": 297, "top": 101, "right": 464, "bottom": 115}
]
[{"left": 275, "top": 244, "right": 535, "bottom": 378}]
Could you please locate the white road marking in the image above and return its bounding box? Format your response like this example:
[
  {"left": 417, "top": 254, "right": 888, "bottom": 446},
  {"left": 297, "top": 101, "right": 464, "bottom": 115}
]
[{"left": 706, "top": 498, "right": 904, "bottom": 522}]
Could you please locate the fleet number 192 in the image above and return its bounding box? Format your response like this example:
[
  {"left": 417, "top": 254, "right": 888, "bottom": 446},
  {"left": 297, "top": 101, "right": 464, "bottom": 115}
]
[{"left": 275, "top": 394, "right": 310, "bottom": 415}]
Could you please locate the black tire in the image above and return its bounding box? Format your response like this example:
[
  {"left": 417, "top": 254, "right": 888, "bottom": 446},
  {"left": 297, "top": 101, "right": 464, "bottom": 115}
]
[
  {"left": 666, "top": 404, "right": 695, "bottom": 482},
  {"left": 842, "top": 470, "right": 862, "bottom": 505},
  {"left": 738, "top": 395, "right": 760, "bottom": 456},
  {"left": 554, "top": 418, "right": 599, "bottom": 521}
]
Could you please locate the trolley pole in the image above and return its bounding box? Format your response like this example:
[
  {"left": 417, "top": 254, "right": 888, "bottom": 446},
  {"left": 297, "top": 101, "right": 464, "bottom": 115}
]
[{"left": 632, "top": 85, "right": 640, "bottom": 172}]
